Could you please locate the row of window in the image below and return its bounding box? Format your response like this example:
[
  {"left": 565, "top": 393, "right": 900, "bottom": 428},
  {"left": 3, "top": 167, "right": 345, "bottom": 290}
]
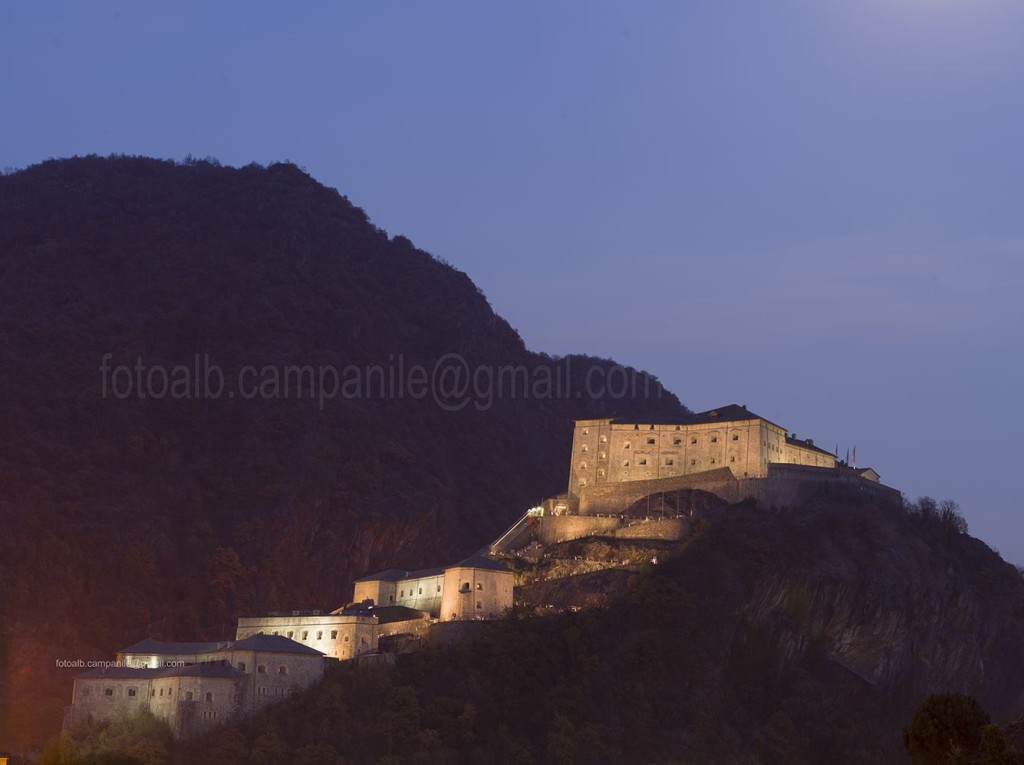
[
  {"left": 399, "top": 584, "right": 442, "bottom": 597},
  {"left": 583, "top": 434, "right": 741, "bottom": 451},
  {"left": 95, "top": 687, "right": 216, "bottom": 703},
  {"left": 238, "top": 662, "right": 288, "bottom": 675},
  {"left": 273, "top": 629, "right": 340, "bottom": 641},
  {"left": 618, "top": 455, "right": 738, "bottom": 469}
]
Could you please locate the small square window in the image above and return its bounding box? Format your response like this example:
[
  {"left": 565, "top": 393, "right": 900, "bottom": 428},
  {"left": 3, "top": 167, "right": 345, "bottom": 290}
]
[
  {"left": 646, "top": 438, "right": 655, "bottom": 445},
  {"left": 623, "top": 460, "right": 630, "bottom": 467},
  {"left": 730, "top": 456, "right": 736, "bottom": 462},
  {"left": 673, "top": 438, "right": 682, "bottom": 445},
  {"left": 624, "top": 443, "right": 630, "bottom": 450},
  {"left": 691, "top": 438, "right": 697, "bottom": 444},
  {"left": 711, "top": 437, "right": 718, "bottom": 443},
  {"left": 105, "top": 688, "right": 114, "bottom": 697},
  {"left": 638, "top": 458, "right": 647, "bottom": 465},
  {"left": 732, "top": 434, "right": 739, "bottom": 441},
  {"left": 690, "top": 459, "right": 696, "bottom": 465},
  {"left": 476, "top": 582, "right": 483, "bottom": 590},
  {"left": 665, "top": 458, "right": 674, "bottom": 466}
]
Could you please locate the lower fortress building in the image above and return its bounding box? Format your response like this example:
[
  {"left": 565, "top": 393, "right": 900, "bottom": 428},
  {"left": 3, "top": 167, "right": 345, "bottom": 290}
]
[
  {"left": 64, "top": 556, "right": 515, "bottom": 738},
  {"left": 64, "top": 403, "right": 896, "bottom": 738}
]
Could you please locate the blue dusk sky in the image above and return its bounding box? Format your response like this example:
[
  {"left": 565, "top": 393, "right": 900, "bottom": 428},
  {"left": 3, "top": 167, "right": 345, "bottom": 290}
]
[{"left": 3, "top": 2, "right": 1023, "bottom": 561}]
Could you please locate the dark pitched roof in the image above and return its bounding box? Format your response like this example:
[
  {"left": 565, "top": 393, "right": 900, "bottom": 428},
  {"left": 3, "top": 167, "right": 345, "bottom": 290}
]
[
  {"left": 686, "top": 404, "right": 765, "bottom": 425},
  {"left": 78, "top": 663, "right": 244, "bottom": 680},
  {"left": 404, "top": 566, "right": 446, "bottom": 579},
  {"left": 451, "top": 554, "right": 510, "bottom": 572},
  {"left": 78, "top": 666, "right": 164, "bottom": 680},
  {"left": 119, "top": 638, "right": 228, "bottom": 655},
  {"left": 607, "top": 404, "right": 780, "bottom": 429},
  {"left": 228, "top": 634, "right": 324, "bottom": 656},
  {"left": 353, "top": 568, "right": 408, "bottom": 583},
  {"left": 368, "top": 605, "right": 431, "bottom": 624},
  {"left": 784, "top": 435, "right": 836, "bottom": 457}
]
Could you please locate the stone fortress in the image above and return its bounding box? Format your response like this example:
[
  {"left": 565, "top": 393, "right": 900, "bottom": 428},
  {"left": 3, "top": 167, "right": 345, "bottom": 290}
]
[
  {"left": 65, "top": 403, "right": 894, "bottom": 738},
  {"left": 493, "top": 404, "right": 896, "bottom": 549},
  {"left": 64, "top": 555, "right": 515, "bottom": 738}
]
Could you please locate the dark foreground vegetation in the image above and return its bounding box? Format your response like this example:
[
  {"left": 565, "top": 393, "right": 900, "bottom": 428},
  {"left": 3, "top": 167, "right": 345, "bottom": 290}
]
[{"left": 39, "top": 493, "right": 1024, "bottom": 764}]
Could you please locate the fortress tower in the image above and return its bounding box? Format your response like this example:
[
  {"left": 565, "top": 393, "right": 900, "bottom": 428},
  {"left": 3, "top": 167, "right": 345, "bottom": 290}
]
[{"left": 567, "top": 404, "right": 836, "bottom": 496}]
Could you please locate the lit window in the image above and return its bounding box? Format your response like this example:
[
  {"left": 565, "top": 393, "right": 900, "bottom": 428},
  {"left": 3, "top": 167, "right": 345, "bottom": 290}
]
[
  {"left": 581, "top": 445, "right": 588, "bottom": 452},
  {"left": 476, "top": 582, "right": 483, "bottom": 590}
]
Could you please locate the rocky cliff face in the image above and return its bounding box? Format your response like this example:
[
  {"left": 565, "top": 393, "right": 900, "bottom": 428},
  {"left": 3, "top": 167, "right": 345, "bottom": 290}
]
[{"left": 737, "top": 499, "right": 1024, "bottom": 718}]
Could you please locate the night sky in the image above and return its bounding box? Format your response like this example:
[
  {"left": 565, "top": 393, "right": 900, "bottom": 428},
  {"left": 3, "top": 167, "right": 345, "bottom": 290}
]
[{"left": 3, "top": 1, "right": 1023, "bottom": 561}]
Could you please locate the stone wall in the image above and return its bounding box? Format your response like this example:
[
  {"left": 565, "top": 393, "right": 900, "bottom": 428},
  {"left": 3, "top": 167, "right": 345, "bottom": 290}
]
[
  {"left": 568, "top": 418, "right": 775, "bottom": 495},
  {"left": 613, "top": 518, "right": 688, "bottom": 540},
  {"left": 578, "top": 469, "right": 735, "bottom": 516},
  {"left": 235, "top": 614, "right": 377, "bottom": 660},
  {"left": 440, "top": 566, "right": 514, "bottom": 621},
  {"left": 538, "top": 515, "right": 620, "bottom": 544}
]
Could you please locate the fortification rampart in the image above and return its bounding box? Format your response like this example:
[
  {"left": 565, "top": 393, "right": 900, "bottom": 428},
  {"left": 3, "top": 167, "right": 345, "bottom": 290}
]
[{"left": 538, "top": 464, "right": 900, "bottom": 544}]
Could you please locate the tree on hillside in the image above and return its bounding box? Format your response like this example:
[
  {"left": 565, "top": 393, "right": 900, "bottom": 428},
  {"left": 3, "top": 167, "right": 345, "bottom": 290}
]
[{"left": 902, "top": 693, "right": 990, "bottom": 765}]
